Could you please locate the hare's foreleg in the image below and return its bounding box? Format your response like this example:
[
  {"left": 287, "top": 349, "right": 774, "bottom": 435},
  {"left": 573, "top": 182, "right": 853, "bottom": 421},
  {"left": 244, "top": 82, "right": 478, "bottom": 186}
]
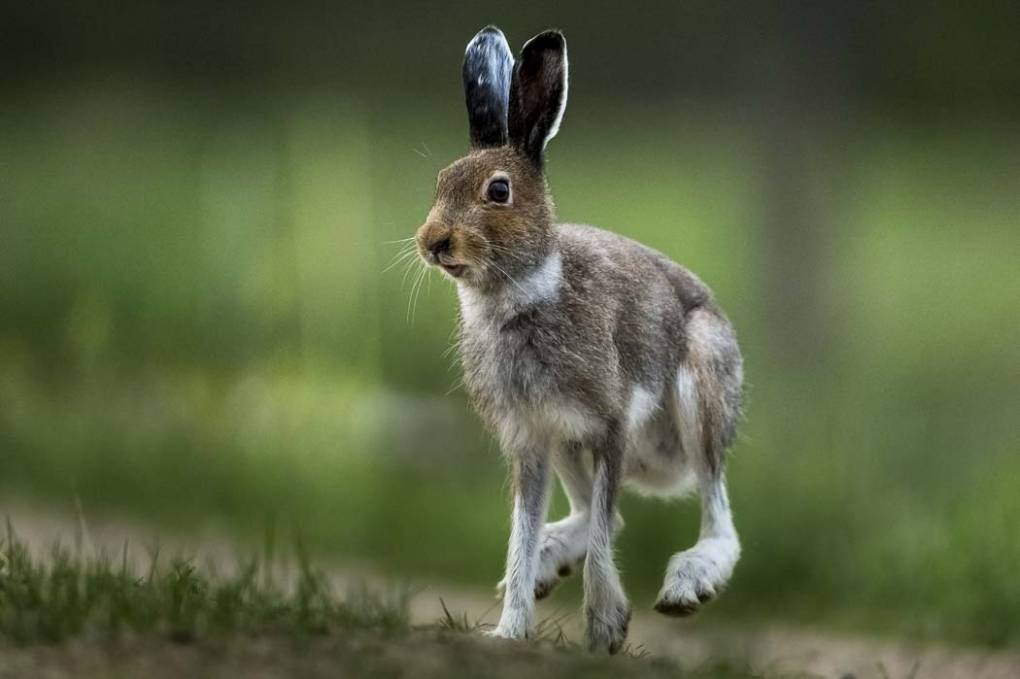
[
  {"left": 583, "top": 429, "right": 631, "bottom": 654},
  {"left": 496, "top": 444, "right": 588, "bottom": 600},
  {"left": 490, "top": 450, "right": 552, "bottom": 640},
  {"left": 654, "top": 362, "right": 740, "bottom": 616}
]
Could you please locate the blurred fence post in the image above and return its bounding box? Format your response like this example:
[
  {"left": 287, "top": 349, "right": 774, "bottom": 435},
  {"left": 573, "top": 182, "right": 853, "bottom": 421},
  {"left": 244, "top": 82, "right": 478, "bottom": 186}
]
[
  {"left": 285, "top": 99, "right": 381, "bottom": 382},
  {"left": 753, "top": 2, "right": 861, "bottom": 369}
]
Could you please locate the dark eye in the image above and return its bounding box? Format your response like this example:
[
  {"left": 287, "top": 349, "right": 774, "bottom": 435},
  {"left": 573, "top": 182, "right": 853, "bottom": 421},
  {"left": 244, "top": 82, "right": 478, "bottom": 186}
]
[{"left": 487, "top": 178, "right": 510, "bottom": 203}]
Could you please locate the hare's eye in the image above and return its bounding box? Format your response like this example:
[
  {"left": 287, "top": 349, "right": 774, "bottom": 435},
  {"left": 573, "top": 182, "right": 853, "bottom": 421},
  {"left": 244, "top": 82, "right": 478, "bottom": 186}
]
[{"left": 487, "top": 179, "right": 510, "bottom": 204}]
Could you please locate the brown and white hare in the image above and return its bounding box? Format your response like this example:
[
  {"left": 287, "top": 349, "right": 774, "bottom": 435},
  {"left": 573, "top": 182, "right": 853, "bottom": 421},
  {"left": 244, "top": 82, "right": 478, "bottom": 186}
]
[{"left": 415, "top": 26, "right": 744, "bottom": 654}]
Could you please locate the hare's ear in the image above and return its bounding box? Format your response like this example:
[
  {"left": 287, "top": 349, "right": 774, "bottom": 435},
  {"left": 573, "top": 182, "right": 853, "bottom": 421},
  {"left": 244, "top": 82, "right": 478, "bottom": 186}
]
[
  {"left": 508, "top": 30, "right": 568, "bottom": 168},
  {"left": 463, "top": 26, "right": 514, "bottom": 149}
]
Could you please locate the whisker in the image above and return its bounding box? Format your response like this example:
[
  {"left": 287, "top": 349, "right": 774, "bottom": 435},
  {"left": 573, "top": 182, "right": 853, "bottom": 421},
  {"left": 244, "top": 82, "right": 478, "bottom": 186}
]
[
  {"left": 441, "top": 322, "right": 461, "bottom": 364},
  {"left": 408, "top": 261, "right": 432, "bottom": 323},
  {"left": 406, "top": 263, "right": 425, "bottom": 323},
  {"left": 416, "top": 265, "right": 434, "bottom": 321},
  {"left": 389, "top": 246, "right": 419, "bottom": 263},
  {"left": 414, "top": 264, "right": 429, "bottom": 319},
  {"left": 391, "top": 244, "right": 424, "bottom": 288},
  {"left": 401, "top": 255, "right": 422, "bottom": 288},
  {"left": 388, "top": 245, "right": 419, "bottom": 262},
  {"left": 382, "top": 246, "right": 420, "bottom": 274},
  {"left": 489, "top": 261, "right": 528, "bottom": 296},
  {"left": 385, "top": 246, "right": 419, "bottom": 270},
  {"left": 445, "top": 377, "right": 465, "bottom": 397},
  {"left": 473, "top": 232, "right": 528, "bottom": 264},
  {"left": 413, "top": 141, "right": 441, "bottom": 170}
]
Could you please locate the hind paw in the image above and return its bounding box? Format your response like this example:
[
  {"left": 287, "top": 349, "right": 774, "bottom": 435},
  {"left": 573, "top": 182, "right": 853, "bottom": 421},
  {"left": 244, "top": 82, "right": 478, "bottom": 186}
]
[{"left": 654, "top": 545, "right": 735, "bottom": 617}]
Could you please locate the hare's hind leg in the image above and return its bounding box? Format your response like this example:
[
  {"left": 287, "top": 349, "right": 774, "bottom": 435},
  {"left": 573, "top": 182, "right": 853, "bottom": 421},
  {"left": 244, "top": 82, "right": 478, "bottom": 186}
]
[
  {"left": 655, "top": 311, "right": 742, "bottom": 616},
  {"left": 654, "top": 468, "right": 739, "bottom": 616},
  {"left": 533, "top": 443, "right": 595, "bottom": 599}
]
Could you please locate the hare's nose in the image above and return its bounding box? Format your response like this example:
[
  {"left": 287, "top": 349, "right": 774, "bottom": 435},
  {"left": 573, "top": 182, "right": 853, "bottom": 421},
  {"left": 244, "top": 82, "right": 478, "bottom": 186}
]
[{"left": 429, "top": 236, "right": 452, "bottom": 258}]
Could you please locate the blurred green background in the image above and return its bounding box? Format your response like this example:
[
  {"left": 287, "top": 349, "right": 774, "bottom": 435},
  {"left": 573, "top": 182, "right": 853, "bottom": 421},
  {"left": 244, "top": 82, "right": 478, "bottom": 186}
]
[{"left": 2, "top": 1, "right": 1018, "bottom": 647}]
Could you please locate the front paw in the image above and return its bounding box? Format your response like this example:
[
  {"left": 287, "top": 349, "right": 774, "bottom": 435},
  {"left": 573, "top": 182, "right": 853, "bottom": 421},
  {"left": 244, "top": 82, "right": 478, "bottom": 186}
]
[
  {"left": 484, "top": 623, "right": 528, "bottom": 641},
  {"left": 485, "top": 602, "right": 534, "bottom": 641},
  {"left": 585, "top": 600, "right": 631, "bottom": 655}
]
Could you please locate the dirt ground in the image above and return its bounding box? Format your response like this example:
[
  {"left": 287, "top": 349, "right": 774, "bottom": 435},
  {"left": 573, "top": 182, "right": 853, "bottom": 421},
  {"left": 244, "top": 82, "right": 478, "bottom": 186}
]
[{"left": 3, "top": 500, "right": 1019, "bottom": 679}]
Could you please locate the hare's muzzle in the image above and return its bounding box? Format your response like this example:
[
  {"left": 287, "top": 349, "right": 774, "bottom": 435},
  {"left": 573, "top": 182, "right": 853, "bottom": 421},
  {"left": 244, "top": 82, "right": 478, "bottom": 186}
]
[
  {"left": 426, "top": 235, "right": 451, "bottom": 261},
  {"left": 417, "top": 222, "right": 468, "bottom": 278},
  {"left": 416, "top": 221, "right": 447, "bottom": 260}
]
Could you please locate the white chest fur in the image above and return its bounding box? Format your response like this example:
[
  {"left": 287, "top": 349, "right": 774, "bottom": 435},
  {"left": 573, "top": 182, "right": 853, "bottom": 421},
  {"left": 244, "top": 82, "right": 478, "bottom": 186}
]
[
  {"left": 456, "top": 250, "right": 563, "bottom": 330},
  {"left": 456, "top": 250, "right": 594, "bottom": 445}
]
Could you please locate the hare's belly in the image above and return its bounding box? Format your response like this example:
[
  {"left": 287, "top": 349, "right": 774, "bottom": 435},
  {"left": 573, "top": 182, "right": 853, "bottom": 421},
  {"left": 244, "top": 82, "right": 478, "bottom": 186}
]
[{"left": 622, "top": 396, "right": 696, "bottom": 497}]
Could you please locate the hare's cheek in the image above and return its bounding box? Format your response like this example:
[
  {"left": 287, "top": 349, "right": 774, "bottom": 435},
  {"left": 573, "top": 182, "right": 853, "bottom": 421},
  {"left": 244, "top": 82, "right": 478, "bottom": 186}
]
[{"left": 460, "top": 238, "right": 483, "bottom": 263}]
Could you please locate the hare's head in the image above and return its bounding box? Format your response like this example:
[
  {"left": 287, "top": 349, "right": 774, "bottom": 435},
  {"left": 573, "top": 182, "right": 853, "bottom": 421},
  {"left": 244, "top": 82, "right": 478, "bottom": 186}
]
[{"left": 417, "top": 27, "right": 568, "bottom": 289}]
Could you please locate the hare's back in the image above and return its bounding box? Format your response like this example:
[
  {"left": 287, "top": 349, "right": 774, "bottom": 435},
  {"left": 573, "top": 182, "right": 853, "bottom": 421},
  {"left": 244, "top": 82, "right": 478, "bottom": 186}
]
[
  {"left": 554, "top": 223, "right": 723, "bottom": 389},
  {"left": 555, "top": 223, "right": 715, "bottom": 314}
]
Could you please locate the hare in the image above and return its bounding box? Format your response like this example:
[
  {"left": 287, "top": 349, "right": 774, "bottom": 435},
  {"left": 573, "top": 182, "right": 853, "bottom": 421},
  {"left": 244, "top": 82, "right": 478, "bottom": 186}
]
[{"left": 415, "top": 26, "right": 744, "bottom": 654}]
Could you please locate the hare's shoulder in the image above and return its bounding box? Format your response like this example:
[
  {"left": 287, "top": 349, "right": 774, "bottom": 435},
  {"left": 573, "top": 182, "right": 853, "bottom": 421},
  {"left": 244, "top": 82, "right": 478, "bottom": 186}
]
[{"left": 555, "top": 223, "right": 714, "bottom": 313}]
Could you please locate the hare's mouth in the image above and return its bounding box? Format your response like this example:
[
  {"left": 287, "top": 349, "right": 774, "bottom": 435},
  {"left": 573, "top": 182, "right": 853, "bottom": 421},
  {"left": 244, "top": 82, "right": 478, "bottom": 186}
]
[
  {"left": 433, "top": 251, "right": 467, "bottom": 278},
  {"left": 439, "top": 262, "right": 467, "bottom": 278}
]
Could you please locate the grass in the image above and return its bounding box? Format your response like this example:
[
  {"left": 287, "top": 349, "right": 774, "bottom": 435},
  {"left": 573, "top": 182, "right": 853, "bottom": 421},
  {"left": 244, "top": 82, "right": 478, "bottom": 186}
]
[
  {"left": 0, "top": 524, "right": 776, "bottom": 679},
  {"left": 1, "top": 634, "right": 770, "bottom": 679},
  {"left": 0, "top": 520, "right": 410, "bottom": 644}
]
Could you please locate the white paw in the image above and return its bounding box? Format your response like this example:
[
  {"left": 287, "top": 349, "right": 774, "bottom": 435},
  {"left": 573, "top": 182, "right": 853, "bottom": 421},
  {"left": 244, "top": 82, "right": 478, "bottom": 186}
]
[
  {"left": 585, "top": 598, "right": 631, "bottom": 654},
  {"left": 495, "top": 516, "right": 589, "bottom": 602},
  {"left": 654, "top": 539, "right": 737, "bottom": 617},
  {"left": 533, "top": 518, "right": 588, "bottom": 599},
  {"left": 484, "top": 619, "right": 529, "bottom": 641}
]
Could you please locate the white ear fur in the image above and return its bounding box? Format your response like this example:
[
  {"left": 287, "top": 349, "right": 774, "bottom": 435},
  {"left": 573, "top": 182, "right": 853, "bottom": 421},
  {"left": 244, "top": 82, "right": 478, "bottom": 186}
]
[
  {"left": 509, "top": 30, "right": 569, "bottom": 165},
  {"left": 542, "top": 43, "right": 568, "bottom": 148}
]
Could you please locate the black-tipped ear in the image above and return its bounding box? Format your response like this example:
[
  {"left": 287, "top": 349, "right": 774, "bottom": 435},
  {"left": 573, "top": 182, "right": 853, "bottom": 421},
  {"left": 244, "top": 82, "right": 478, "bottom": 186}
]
[
  {"left": 508, "top": 30, "right": 568, "bottom": 168},
  {"left": 463, "top": 26, "right": 514, "bottom": 149}
]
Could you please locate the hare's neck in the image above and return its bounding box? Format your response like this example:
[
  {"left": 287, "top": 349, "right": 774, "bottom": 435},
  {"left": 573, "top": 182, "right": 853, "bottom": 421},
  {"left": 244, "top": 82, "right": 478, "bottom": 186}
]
[{"left": 457, "top": 248, "right": 563, "bottom": 326}]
